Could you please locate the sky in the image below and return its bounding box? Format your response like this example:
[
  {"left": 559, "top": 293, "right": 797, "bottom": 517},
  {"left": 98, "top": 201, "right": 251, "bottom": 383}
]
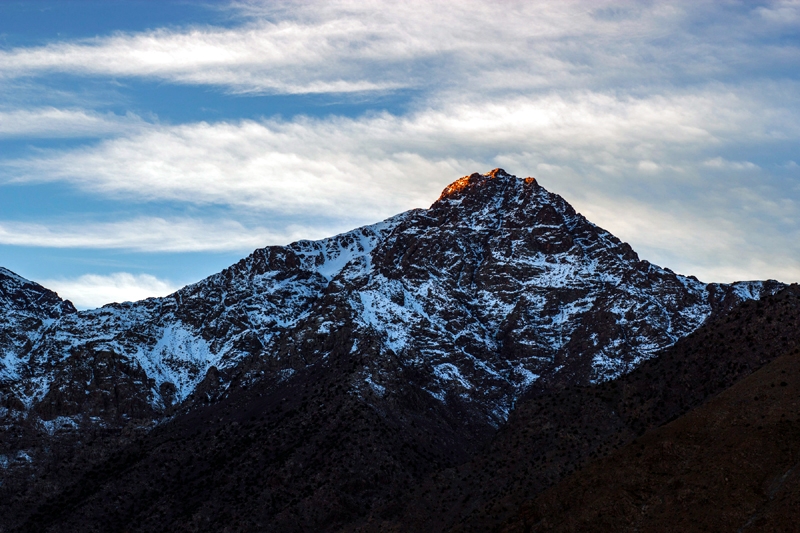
[{"left": 0, "top": 0, "right": 798, "bottom": 309}]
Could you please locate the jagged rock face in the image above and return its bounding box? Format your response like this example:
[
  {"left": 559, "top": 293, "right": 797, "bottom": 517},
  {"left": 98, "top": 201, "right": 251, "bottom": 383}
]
[
  {"left": 0, "top": 268, "right": 75, "bottom": 385},
  {"left": 0, "top": 170, "right": 780, "bottom": 436}
]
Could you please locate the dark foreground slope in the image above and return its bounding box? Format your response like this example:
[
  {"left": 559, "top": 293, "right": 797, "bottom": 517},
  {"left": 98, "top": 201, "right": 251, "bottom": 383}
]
[
  {"left": 505, "top": 302, "right": 800, "bottom": 532},
  {"left": 3, "top": 328, "right": 494, "bottom": 533},
  {"left": 363, "top": 285, "right": 800, "bottom": 532}
]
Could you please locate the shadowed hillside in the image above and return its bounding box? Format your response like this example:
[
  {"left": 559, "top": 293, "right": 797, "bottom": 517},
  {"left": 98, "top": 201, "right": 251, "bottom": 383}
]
[
  {"left": 363, "top": 285, "right": 800, "bottom": 532},
  {"left": 504, "top": 321, "right": 800, "bottom": 532}
]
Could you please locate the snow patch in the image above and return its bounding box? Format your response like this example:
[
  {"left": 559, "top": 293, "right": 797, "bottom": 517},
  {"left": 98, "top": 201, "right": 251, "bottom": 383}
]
[
  {"left": 433, "top": 363, "right": 473, "bottom": 389},
  {"left": 133, "top": 323, "right": 219, "bottom": 406},
  {"left": 364, "top": 374, "right": 386, "bottom": 396},
  {"left": 39, "top": 416, "right": 79, "bottom": 435}
]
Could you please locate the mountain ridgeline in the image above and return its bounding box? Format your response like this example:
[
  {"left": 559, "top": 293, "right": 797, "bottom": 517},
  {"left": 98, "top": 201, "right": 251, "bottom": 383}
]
[{"left": 0, "top": 170, "right": 789, "bottom": 532}]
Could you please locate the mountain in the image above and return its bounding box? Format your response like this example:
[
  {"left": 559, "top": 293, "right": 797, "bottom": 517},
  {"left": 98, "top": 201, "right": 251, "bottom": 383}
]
[
  {"left": 0, "top": 169, "right": 783, "bottom": 532},
  {"left": 1, "top": 170, "right": 771, "bottom": 425}
]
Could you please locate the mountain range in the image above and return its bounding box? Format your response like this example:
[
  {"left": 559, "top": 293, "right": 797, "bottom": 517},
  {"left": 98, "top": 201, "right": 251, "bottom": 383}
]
[{"left": 0, "top": 169, "right": 793, "bottom": 532}]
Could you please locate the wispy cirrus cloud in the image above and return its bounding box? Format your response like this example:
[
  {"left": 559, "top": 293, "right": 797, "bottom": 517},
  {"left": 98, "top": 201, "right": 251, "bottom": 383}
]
[
  {"left": 2, "top": 84, "right": 798, "bottom": 283},
  {"left": 0, "top": 217, "right": 326, "bottom": 252},
  {"left": 0, "top": 1, "right": 796, "bottom": 96},
  {"left": 576, "top": 196, "right": 800, "bottom": 283},
  {"left": 0, "top": 108, "right": 146, "bottom": 138},
  {"left": 3, "top": 87, "right": 796, "bottom": 215},
  {"left": 755, "top": 0, "right": 800, "bottom": 25},
  {"left": 0, "top": 13, "right": 414, "bottom": 94},
  {"left": 702, "top": 157, "right": 759, "bottom": 171}
]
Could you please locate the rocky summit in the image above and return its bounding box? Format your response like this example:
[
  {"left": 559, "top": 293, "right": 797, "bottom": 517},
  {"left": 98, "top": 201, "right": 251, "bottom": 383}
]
[{"left": 0, "top": 170, "right": 783, "bottom": 532}]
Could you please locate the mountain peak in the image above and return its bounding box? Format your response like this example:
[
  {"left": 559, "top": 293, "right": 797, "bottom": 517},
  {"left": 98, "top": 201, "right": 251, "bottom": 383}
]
[
  {"left": 487, "top": 167, "right": 512, "bottom": 179},
  {"left": 437, "top": 169, "right": 536, "bottom": 202}
]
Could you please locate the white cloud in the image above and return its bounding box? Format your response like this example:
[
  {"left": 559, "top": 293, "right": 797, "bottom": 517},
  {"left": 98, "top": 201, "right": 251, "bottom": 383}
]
[
  {"left": 2, "top": 87, "right": 795, "bottom": 219},
  {"left": 0, "top": 217, "right": 326, "bottom": 252},
  {"left": 0, "top": 1, "right": 794, "bottom": 96},
  {"left": 41, "top": 272, "right": 179, "bottom": 309},
  {"left": 573, "top": 197, "right": 790, "bottom": 283},
  {"left": 1, "top": 84, "right": 798, "bottom": 283},
  {"left": 0, "top": 108, "right": 145, "bottom": 138},
  {"left": 703, "top": 157, "right": 759, "bottom": 171},
  {"left": 0, "top": 10, "right": 420, "bottom": 94},
  {"left": 756, "top": 0, "right": 800, "bottom": 25}
]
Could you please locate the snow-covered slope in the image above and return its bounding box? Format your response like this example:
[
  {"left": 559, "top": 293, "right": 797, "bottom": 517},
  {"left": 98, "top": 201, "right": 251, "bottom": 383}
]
[
  {"left": 1, "top": 215, "right": 407, "bottom": 419},
  {"left": 0, "top": 170, "right": 781, "bottom": 432}
]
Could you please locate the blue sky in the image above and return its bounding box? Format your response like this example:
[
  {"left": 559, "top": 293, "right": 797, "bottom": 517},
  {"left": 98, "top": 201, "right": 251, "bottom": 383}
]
[{"left": 1, "top": 0, "right": 799, "bottom": 308}]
